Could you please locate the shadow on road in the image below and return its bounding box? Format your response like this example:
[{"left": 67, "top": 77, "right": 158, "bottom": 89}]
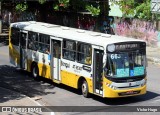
[
  {"left": 43, "top": 78, "right": 160, "bottom": 105},
  {"left": 0, "top": 65, "right": 55, "bottom": 104},
  {"left": 48, "top": 79, "right": 159, "bottom": 106},
  {"left": 90, "top": 91, "right": 159, "bottom": 105}
]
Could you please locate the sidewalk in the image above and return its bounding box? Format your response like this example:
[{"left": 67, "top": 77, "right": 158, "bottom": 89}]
[
  {"left": 146, "top": 46, "right": 160, "bottom": 65},
  {"left": 0, "top": 87, "right": 41, "bottom": 106},
  {"left": 0, "top": 87, "right": 52, "bottom": 114}
]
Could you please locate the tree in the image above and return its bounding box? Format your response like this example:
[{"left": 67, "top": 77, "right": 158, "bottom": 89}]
[
  {"left": 135, "top": 0, "right": 151, "bottom": 20},
  {"left": 86, "top": 5, "right": 100, "bottom": 16},
  {"left": 53, "top": 0, "right": 103, "bottom": 17},
  {"left": 111, "top": 0, "right": 151, "bottom": 20},
  {"left": 15, "top": 2, "right": 28, "bottom": 12},
  {"left": 15, "top": 0, "right": 47, "bottom": 12},
  {"left": 38, "top": 0, "right": 46, "bottom": 4}
]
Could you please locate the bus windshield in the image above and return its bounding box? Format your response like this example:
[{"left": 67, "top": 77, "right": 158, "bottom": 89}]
[{"left": 105, "top": 50, "right": 146, "bottom": 78}]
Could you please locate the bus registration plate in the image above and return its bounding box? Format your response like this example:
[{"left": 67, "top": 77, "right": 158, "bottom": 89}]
[{"left": 118, "top": 90, "right": 140, "bottom": 96}]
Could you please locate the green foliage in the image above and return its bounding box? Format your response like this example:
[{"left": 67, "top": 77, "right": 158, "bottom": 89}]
[
  {"left": 53, "top": 0, "right": 70, "bottom": 11},
  {"left": 53, "top": 0, "right": 101, "bottom": 16},
  {"left": 116, "top": 0, "right": 136, "bottom": 17},
  {"left": 54, "top": 4, "right": 59, "bottom": 11},
  {"left": 38, "top": 0, "right": 46, "bottom": 4},
  {"left": 15, "top": 2, "right": 28, "bottom": 12},
  {"left": 86, "top": 5, "right": 100, "bottom": 16},
  {"left": 59, "top": 0, "right": 70, "bottom": 8},
  {"left": 111, "top": 0, "right": 151, "bottom": 20},
  {"left": 135, "top": 0, "right": 151, "bottom": 20}
]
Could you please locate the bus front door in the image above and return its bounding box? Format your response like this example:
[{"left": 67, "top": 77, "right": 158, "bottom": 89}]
[
  {"left": 51, "top": 39, "right": 61, "bottom": 81},
  {"left": 20, "top": 31, "right": 28, "bottom": 69},
  {"left": 93, "top": 49, "right": 103, "bottom": 95}
]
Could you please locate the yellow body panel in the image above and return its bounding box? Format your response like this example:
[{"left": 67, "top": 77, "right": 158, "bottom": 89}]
[
  {"left": 9, "top": 43, "right": 20, "bottom": 65},
  {"left": 38, "top": 63, "right": 51, "bottom": 79},
  {"left": 26, "top": 59, "right": 32, "bottom": 72},
  {"left": 60, "top": 70, "right": 93, "bottom": 93},
  {"left": 86, "top": 77, "right": 93, "bottom": 93},
  {"left": 104, "top": 85, "right": 146, "bottom": 98},
  {"left": 103, "top": 77, "right": 146, "bottom": 98},
  {"left": 9, "top": 28, "right": 20, "bottom": 66},
  {"left": 61, "top": 70, "right": 79, "bottom": 88}
]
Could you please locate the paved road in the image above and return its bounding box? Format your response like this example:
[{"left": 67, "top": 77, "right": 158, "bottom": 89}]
[{"left": 0, "top": 45, "right": 160, "bottom": 115}]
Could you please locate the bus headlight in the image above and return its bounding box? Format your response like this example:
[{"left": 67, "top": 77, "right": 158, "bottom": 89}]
[
  {"left": 141, "top": 79, "right": 147, "bottom": 87},
  {"left": 106, "top": 83, "right": 117, "bottom": 90}
]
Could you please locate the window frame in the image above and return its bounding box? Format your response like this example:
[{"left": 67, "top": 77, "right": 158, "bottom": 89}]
[
  {"left": 38, "top": 33, "right": 50, "bottom": 54},
  {"left": 28, "top": 31, "right": 39, "bottom": 51},
  {"left": 62, "top": 39, "right": 76, "bottom": 61},
  {"left": 77, "top": 42, "right": 92, "bottom": 65},
  {"left": 10, "top": 27, "right": 20, "bottom": 46}
]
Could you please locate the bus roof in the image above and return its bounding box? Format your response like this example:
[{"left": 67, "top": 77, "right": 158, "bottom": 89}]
[{"left": 10, "top": 21, "right": 145, "bottom": 47}]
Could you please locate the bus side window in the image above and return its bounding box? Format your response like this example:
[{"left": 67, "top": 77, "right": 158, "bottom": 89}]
[
  {"left": 77, "top": 43, "right": 92, "bottom": 65},
  {"left": 38, "top": 34, "right": 50, "bottom": 54},
  {"left": 11, "top": 27, "right": 19, "bottom": 46},
  {"left": 28, "top": 31, "right": 38, "bottom": 51},
  {"left": 85, "top": 47, "right": 92, "bottom": 65},
  {"left": 63, "top": 50, "right": 69, "bottom": 59},
  {"left": 62, "top": 40, "right": 76, "bottom": 61},
  {"left": 70, "top": 52, "right": 75, "bottom": 60},
  {"left": 85, "top": 57, "right": 91, "bottom": 65},
  {"left": 46, "top": 45, "right": 50, "bottom": 54}
]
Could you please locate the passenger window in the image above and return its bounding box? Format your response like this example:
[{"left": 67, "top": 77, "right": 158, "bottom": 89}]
[
  {"left": 11, "top": 27, "right": 20, "bottom": 46},
  {"left": 77, "top": 43, "right": 92, "bottom": 65},
  {"left": 38, "top": 34, "right": 50, "bottom": 54},
  {"left": 28, "top": 31, "right": 38, "bottom": 51},
  {"left": 62, "top": 40, "right": 76, "bottom": 61}
]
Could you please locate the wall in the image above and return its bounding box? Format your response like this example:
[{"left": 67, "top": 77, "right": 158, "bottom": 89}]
[{"left": 109, "top": 18, "right": 160, "bottom": 47}]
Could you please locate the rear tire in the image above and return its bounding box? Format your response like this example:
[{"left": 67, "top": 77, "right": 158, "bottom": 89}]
[
  {"left": 31, "top": 64, "right": 39, "bottom": 80},
  {"left": 82, "top": 80, "right": 90, "bottom": 98}
]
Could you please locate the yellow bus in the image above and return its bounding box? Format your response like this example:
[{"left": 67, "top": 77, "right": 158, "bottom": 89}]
[{"left": 9, "top": 21, "right": 147, "bottom": 98}]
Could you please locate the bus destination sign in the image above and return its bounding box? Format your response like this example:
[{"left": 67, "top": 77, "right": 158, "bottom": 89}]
[{"left": 115, "top": 44, "right": 139, "bottom": 50}]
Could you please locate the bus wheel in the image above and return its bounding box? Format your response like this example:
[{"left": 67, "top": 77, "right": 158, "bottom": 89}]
[
  {"left": 31, "top": 64, "right": 39, "bottom": 80},
  {"left": 82, "top": 80, "right": 90, "bottom": 98}
]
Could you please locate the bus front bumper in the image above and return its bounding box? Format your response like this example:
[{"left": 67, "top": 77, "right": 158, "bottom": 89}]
[{"left": 103, "top": 85, "right": 146, "bottom": 98}]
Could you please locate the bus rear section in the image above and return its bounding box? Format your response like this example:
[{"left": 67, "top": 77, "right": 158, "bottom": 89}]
[{"left": 9, "top": 27, "right": 27, "bottom": 69}]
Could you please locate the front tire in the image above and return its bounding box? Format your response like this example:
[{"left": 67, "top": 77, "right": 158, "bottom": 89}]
[
  {"left": 31, "top": 64, "right": 39, "bottom": 80},
  {"left": 82, "top": 80, "right": 90, "bottom": 98}
]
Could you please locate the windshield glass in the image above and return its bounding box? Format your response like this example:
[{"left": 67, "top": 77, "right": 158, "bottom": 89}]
[{"left": 105, "top": 50, "right": 146, "bottom": 78}]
